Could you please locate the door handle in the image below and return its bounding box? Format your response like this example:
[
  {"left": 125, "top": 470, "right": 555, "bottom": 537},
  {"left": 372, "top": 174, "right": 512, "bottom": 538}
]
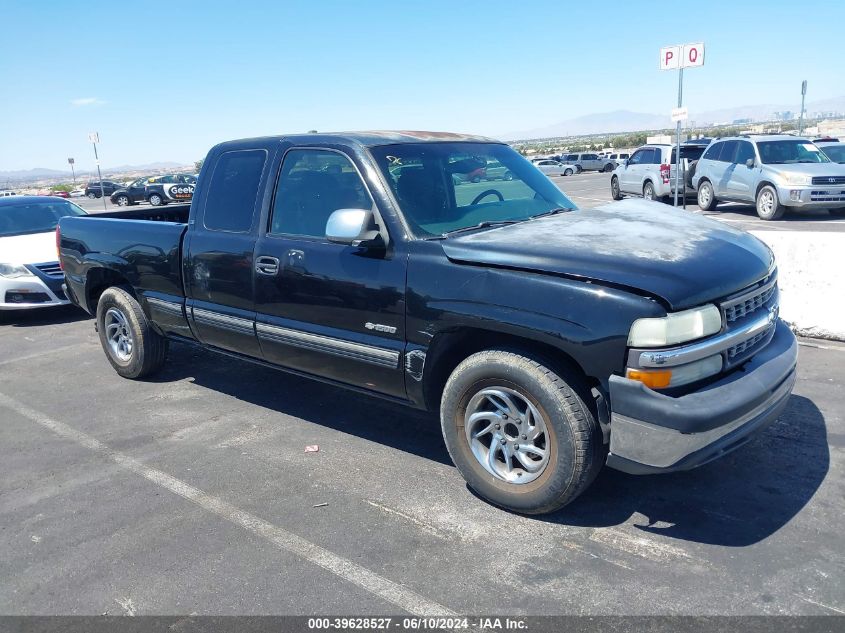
[{"left": 255, "top": 256, "right": 280, "bottom": 276}]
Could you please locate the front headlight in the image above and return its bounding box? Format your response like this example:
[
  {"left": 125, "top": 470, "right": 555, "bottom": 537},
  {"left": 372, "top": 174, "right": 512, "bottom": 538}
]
[
  {"left": 0, "top": 263, "right": 34, "bottom": 279},
  {"left": 777, "top": 173, "right": 812, "bottom": 186},
  {"left": 628, "top": 304, "right": 722, "bottom": 347}
]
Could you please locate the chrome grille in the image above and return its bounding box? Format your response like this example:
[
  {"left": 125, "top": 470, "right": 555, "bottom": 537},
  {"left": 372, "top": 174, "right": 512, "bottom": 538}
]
[
  {"left": 723, "top": 283, "right": 776, "bottom": 323},
  {"left": 727, "top": 325, "right": 774, "bottom": 359},
  {"left": 34, "top": 262, "right": 63, "bottom": 278},
  {"left": 812, "top": 176, "right": 845, "bottom": 185}
]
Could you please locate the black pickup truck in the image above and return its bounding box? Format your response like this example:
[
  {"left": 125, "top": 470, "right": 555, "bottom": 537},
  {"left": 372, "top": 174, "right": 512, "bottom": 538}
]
[{"left": 58, "top": 131, "right": 797, "bottom": 514}]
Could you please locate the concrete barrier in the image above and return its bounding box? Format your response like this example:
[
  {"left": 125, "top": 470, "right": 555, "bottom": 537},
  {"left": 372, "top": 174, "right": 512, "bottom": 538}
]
[{"left": 751, "top": 230, "right": 845, "bottom": 341}]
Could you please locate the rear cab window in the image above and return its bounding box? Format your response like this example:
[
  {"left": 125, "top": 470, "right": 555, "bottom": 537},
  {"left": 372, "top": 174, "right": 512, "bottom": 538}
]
[{"left": 202, "top": 149, "right": 268, "bottom": 232}]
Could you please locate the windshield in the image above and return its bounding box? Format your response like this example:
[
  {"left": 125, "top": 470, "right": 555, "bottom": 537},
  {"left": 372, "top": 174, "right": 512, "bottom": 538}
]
[
  {"left": 0, "top": 200, "right": 86, "bottom": 237},
  {"left": 757, "top": 140, "right": 830, "bottom": 164},
  {"left": 371, "top": 142, "right": 575, "bottom": 237},
  {"left": 820, "top": 145, "right": 845, "bottom": 163}
]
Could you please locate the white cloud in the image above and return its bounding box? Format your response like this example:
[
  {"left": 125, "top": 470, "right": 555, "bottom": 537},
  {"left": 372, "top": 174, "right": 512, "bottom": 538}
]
[{"left": 71, "top": 97, "right": 105, "bottom": 107}]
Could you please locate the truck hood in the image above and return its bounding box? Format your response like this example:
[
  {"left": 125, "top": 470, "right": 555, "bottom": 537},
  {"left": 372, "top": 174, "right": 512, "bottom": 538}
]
[
  {"left": 440, "top": 199, "right": 774, "bottom": 311},
  {"left": 0, "top": 231, "right": 60, "bottom": 265}
]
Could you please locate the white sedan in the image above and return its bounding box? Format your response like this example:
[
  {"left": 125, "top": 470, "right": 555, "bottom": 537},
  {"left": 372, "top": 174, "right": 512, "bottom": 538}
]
[
  {"left": 0, "top": 196, "right": 87, "bottom": 318},
  {"left": 534, "top": 159, "right": 578, "bottom": 177}
]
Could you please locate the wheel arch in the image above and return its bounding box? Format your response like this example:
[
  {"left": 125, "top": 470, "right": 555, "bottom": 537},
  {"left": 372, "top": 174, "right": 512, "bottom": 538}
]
[
  {"left": 420, "top": 326, "right": 597, "bottom": 414},
  {"left": 85, "top": 268, "right": 134, "bottom": 314},
  {"left": 755, "top": 180, "right": 778, "bottom": 198}
]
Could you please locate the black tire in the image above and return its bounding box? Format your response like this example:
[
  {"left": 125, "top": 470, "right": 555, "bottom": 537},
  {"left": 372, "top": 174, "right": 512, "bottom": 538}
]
[
  {"left": 643, "top": 181, "right": 656, "bottom": 201},
  {"left": 87, "top": 192, "right": 97, "bottom": 199},
  {"left": 756, "top": 184, "right": 785, "bottom": 221},
  {"left": 440, "top": 349, "right": 604, "bottom": 515},
  {"left": 697, "top": 180, "right": 718, "bottom": 211},
  {"left": 611, "top": 176, "right": 623, "bottom": 200},
  {"left": 603, "top": 163, "right": 614, "bottom": 172},
  {"left": 504, "top": 171, "right": 514, "bottom": 181},
  {"left": 115, "top": 194, "right": 130, "bottom": 207},
  {"left": 96, "top": 287, "right": 168, "bottom": 379},
  {"left": 148, "top": 193, "right": 163, "bottom": 206},
  {"left": 564, "top": 168, "right": 574, "bottom": 176},
  {"left": 575, "top": 166, "right": 583, "bottom": 174}
]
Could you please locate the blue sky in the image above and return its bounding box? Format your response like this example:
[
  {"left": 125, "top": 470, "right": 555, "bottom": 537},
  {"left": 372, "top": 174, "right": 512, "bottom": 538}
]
[{"left": 1, "top": 0, "right": 843, "bottom": 171}]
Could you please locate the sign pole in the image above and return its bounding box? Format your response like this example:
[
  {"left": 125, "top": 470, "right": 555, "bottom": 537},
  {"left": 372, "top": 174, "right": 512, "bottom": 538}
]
[
  {"left": 89, "top": 132, "right": 107, "bottom": 212},
  {"left": 674, "top": 68, "right": 683, "bottom": 208},
  {"left": 799, "top": 80, "right": 807, "bottom": 135}
]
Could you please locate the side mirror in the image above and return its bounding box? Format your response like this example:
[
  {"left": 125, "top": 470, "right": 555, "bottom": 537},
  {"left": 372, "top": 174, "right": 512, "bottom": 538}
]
[
  {"left": 326, "top": 208, "right": 382, "bottom": 247},
  {"left": 745, "top": 158, "right": 755, "bottom": 168}
]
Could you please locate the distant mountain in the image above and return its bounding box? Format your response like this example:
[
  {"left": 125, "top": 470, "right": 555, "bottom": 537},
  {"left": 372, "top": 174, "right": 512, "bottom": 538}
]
[
  {"left": 0, "top": 161, "right": 192, "bottom": 183},
  {"left": 505, "top": 96, "right": 845, "bottom": 140}
]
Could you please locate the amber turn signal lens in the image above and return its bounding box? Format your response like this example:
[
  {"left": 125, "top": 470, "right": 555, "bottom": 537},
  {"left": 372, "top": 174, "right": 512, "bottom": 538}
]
[{"left": 626, "top": 368, "right": 672, "bottom": 389}]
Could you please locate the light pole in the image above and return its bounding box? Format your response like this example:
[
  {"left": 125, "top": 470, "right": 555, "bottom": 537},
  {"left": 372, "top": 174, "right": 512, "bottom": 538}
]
[
  {"left": 67, "top": 157, "right": 76, "bottom": 186},
  {"left": 88, "top": 132, "right": 107, "bottom": 211},
  {"left": 798, "top": 80, "right": 807, "bottom": 135}
]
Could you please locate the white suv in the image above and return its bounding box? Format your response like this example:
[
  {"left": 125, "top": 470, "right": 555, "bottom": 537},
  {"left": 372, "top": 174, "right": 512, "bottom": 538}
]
[{"left": 610, "top": 143, "right": 708, "bottom": 202}]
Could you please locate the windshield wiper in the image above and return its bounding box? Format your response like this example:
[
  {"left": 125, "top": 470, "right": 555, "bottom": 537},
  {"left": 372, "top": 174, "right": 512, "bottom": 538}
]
[
  {"left": 440, "top": 220, "right": 520, "bottom": 238},
  {"left": 528, "top": 207, "right": 575, "bottom": 220}
]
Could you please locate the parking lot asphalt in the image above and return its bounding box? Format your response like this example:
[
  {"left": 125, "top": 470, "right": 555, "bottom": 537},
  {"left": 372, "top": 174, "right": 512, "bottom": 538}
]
[
  {"left": 74, "top": 172, "right": 845, "bottom": 234},
  {"left": 1, "top": 307, "right": 843, "bottom": 616}
]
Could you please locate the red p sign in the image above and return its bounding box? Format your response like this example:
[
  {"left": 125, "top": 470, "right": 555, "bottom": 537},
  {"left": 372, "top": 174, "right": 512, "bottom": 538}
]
[{"left": 659, "top": 45, "right": 681, "bottom": 70}]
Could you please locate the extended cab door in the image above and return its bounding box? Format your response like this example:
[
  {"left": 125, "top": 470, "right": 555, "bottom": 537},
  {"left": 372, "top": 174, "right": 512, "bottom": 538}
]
[
  {"left": 252, "top": 146, "right": 407, "bottom": 398},
  {"left": 183, "top": 146, "right": 271, "bottom": 357}
]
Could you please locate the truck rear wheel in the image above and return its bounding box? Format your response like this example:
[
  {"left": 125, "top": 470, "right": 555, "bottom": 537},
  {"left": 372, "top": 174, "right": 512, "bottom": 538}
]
[
  {"left": 96, "top": 287, "right": 168, "bottom": 379},
  {"left": 440, "top": 349, "right": 604, "bottom": 514}
]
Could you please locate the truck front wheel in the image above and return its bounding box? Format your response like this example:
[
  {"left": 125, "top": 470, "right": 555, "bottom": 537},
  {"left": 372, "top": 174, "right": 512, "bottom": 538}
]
[
  {"left": 440, "top": 349, "right": 604, "bottom": 514},
  {"left": 96, "top": 287, "right": 168, "bottom": 379}
]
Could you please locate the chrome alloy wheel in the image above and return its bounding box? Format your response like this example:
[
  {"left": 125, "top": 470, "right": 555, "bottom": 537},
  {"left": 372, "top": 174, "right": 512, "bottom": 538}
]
[
  {"left": 698, "top": 183, "right": 712, "bottom": 207},
  {"left": 105, "top": 307, "right": 133, "bottom": 362},
  {"left": 758, "top": 189, "right": 775, "bottom": 215},
  {"left": 464, "top": 387, "right": 550, "bottom": 484}
]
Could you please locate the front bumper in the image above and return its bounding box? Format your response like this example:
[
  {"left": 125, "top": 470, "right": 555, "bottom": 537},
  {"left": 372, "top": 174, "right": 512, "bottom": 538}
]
[
  {"left": 0, "top": 275, "right": 69, "bottom": 311},
  {"left": 606, "top": 320, "right": 797, "bottom": 475},
  {"left": 775, "top": 184, "right": 845, "bottom": 208}
]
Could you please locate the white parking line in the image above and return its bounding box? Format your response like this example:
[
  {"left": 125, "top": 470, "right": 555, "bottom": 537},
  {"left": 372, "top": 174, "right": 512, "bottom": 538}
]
[
  {"left": 0, "top": 392, "right": 456, "bottom": 617},
  {"left": 0, "top": 342, "right": 90, "bottom": 367}
]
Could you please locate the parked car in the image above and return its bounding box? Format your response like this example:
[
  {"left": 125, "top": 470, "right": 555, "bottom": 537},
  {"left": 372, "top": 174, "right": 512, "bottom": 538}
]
[
  {"left": 534, "top": 159, "right": 577, "bottom": 177},
  {"left": 58, "top": 131, "right": 797, "bottom": 515},
  {"left": 607, "top": 152, "right": 631, "bottom": 166},
  {"left": 110, "top": 177, "right": 153, "bottom": 206},
  {"left": 816, "top": 140, "right": 845, "bottom": 164},
  {"left": 69, "top": 188, "right": 86, "bottom": 198},
  {"left": 692, "top": 135, "right": 845, "bottom": 220},
  {"left": 483, "top": 161, "right": 515, "bottom": 181},
  {"left": 610, "top": 142, "right": 709, "bottom": 203},
  {"left": 0, "top": 190, "right": 18, "bottom": 197},
  {"left": 561, "top": 153, "right": 616, "bottom": 172},
  {"left": 85, "top": 180, "right": 123, "bottom": 198},
  {"left": 144, "top": 173, "right": 197, "bottom": 206},
  {"left": 50, "top": 190, "right": 70, "bottom": 198},
  {"left": 0, "top": 196, "right": 87, "bottom": 318}
]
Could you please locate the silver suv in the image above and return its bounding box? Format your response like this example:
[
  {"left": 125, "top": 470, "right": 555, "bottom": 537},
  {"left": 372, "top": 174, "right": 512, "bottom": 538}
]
[
  {"left": 692, "top": 135, "right": 845, "bottom": 220},
  {"left": 610, "top": 143, "right": 708, "bottom": 202},
  {"left": 561, "top": 153, "right": 616, "bottom": 173}
]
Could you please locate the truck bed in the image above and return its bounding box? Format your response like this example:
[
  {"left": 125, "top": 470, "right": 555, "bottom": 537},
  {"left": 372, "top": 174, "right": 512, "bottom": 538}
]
[{"left": 58, "top": 205, "right": 191, "bottom": 315}]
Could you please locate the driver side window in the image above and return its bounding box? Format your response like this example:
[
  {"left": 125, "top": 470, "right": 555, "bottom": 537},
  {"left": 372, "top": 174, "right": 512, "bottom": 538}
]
[{"left": 270, "top": 149, "right": 374, "bottom": 239}]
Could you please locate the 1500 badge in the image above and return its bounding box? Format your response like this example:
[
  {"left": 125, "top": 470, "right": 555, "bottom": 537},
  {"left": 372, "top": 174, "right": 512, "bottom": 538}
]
[{"left": 365, "top": 322, "right": 397, "bottom": 334}]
